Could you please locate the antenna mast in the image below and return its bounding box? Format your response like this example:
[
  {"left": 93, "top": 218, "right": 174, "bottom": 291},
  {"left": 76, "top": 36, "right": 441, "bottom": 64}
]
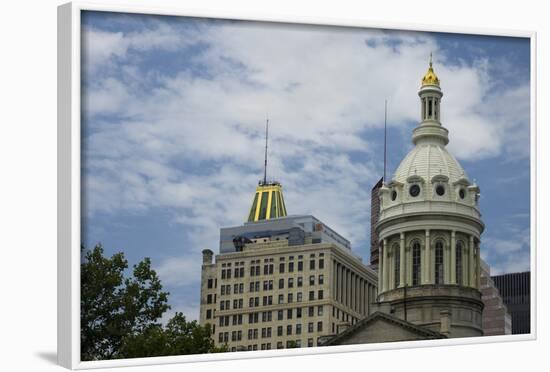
[
  {"left": 383, "top": 100, "right": 388, "bottom": 183},
  {"left": 263, "top": 116, "right": 269, "bottom": 185}
]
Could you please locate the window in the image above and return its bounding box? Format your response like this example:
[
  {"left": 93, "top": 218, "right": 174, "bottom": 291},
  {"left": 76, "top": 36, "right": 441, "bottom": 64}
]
[
  {"left": 239, "top": 283, "right": 244, "bottom": 293},
  {"left": 288, "top": 278, "right": 294, "bottom": 288},
  {"left": 207, "top": 294, "right": 212, "bottom": 304},
  {"left": 319, "top": 259, "right": 324, "bottom": 269},
  {"left": 409, "top": 184, "right": 421, "bottom": 197},
  {"left": 279, "top": 263, "right": 285, "bottom": 273},
  {"left": 287, "top": 325, "right": 292, "bottom": 335},
  {"left": 391, "top": 190, "right": 397, "bottom": 201},
  {"left": 308, "top": 338, "right": 314, "bottom": 347},
  {"left": 296, "top": 324, "right": 302, "bottom": 335},
  {"left": 219, "top": 333, "right": 224, "bottom": 343},
  {"left": 309, "top": 275, "right": 315, "bottom": 285},
  {"left": 456, "top": 241, "right": 464, "bottom": 285},
  {"left": 277, "top": 342, "right": 283, "bottom": 349},
  {"left": 227, "top": 270, "right": 231, "bottom": 279},
  {"left": 436, "top": 184, "right": 445, "bottom": 196},
  {"left": 255, "top": 281, "right": 260, "bottom": 292},
  {"left": 278, "top": 294, "right": 284, "bottom": 304},
  {"left": 317, "top": 321, "right": 323, "bottom": 332},
  {"left": 297, "top": 307, "right": 302, "bottom": 318},
  {"left": 206, "top": 309, "right": 212, "bottom": 319},
  {"left": 278, "top": 310, "right": 283, "bottom": 320},
  {"left": 221, "top": 269, "right": 226, "bottom": 279},
  {"left": 435, "top": 240, "right": 444, "bottom": 284},
  {"left": 234, "top": 283, "right": 239, "bottom": 293},
  {"left": 459, "top": 188, "right": 466, "bottom": 199},
  {"left": 412, "top": 241, "right": 421, "bottom": 286},
  {"left": 394, "top": 243, "right": 400, "bottom": 288},
  {"left": 255, "top": 266, "right": 260, "bottom": 276},
  {"left": 308, "top": 306, "right": 314, "bottom": 317},
  {"left": 317, "top": 305, "right": 323, "bottom": 316},
  {"left": 289, "top": 262, "right": 294, "bottom": 272},
  {"left": 221, "top": 286, "right": 226, "bottom": 296},
  {"left": 220, "top": 301, "right": 225, "bottom": 311},
  {"left": 310, "top": 260, "right": 315, "bottom": 270},
  {"left": 318, "top": 290, "right": 324, "bottom": 300},
  {"left": 318, "top": 274, "right": 324, "bottom": 285},
  {"left": 309, "top": 291, "right": 315, "bottom": 301},
  {"left": 207, "top": 278, "right": 213, "bottom": 289},
  {"left": 288, "top": 293, "right": 293, "bottom": 303},
  {"left": 297, "top": 276, "right": 303, "bottom": 287},
  {"left": 250, "top": 282, "right": 255, "bottom": 292},
  {"left": 308, "top": 322, "right": 314, "bottom": 333},
  {"left": 287, "top": 309, "right": 293, "bottom": 319},
  {"left": 264, "top": 265, "right": 269, "bottom": 275},
  {"left": 298, "top": 261, "right": 303, "bottom": 271},
  {"left": 277, "top": 326, "right": 283, "bottom": 336},
  {"left": 279, "top": 278, "right": 284, "bottom": 289},
  {"left": 297, "top": 292, "right": 303, "bottom": 302}
]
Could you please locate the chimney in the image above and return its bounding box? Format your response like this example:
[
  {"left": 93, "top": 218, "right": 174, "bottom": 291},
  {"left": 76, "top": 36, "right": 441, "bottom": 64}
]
[{"left": 202, "top": 249, "right": 214, "bottom": 265}]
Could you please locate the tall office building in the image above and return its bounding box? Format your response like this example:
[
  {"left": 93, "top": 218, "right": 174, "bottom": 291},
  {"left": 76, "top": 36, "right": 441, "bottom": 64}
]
[
  {"left": 199, "top": 181, "right": 378, "bottom": 351},
  {"left": 370, "top": 178, "right": 383, "bottom": 266},
  {"left": 492, "top": 271, "right": 530, "bottom": 334}
]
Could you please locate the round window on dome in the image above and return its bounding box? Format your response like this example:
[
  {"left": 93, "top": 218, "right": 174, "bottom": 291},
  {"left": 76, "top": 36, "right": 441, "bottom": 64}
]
[
  {"left": 409, "top": 184, "right": 420, "bottom": 197},
  {"left": 391, "top": 190, "right": 397, "bottom": 201},
  {"left": 459, "top": 188, "right": 466, "bottom": 199},
  {"left": 436, "top": 184, "right": 445, "bottom": 196}
]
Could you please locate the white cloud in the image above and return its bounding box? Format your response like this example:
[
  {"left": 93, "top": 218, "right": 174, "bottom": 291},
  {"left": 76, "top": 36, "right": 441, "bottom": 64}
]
[
  {"left": 81, "top": 19, "right": 530, "bottom": 315},
  {"left": 155, "top": 255, "right": 202, "bottom": 288}
]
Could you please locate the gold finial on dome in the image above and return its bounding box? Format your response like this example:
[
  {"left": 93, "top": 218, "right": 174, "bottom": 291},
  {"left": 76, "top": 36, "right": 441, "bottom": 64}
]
[{"left": 421, "top": 52, "right": 440, "bottom": 87}]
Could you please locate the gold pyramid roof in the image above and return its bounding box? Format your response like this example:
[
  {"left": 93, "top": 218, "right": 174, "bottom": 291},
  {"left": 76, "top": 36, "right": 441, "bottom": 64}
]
[{"left": 421, "top": 54, "right": 440, "bottom": 87}]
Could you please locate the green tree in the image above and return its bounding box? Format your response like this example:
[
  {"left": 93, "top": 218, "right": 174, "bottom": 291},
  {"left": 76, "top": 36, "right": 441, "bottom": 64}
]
[{"left": 81, "top": 244, "right": 220, "bottom": 360}]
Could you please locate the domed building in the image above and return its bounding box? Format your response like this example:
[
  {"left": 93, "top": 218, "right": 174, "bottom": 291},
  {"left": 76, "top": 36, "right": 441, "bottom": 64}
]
[{"left": 375, "top": 57, "right": 484, "bottom": 338}]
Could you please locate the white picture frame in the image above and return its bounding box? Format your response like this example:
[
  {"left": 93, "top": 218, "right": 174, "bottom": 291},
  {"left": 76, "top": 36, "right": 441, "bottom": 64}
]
[{"left": 57, "top": 1, "right": 537, "bottom": 369}]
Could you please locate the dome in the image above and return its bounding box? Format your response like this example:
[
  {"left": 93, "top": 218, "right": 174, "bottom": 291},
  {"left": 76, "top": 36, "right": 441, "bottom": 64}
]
[{"left": 393, "top": 143, "right": 469, "bottom": 185}]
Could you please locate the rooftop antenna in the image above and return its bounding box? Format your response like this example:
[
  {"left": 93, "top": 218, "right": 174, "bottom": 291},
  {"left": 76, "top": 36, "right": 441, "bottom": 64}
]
[
  {"left": 383, "top": 99, "right": 388, "bottom": 183},
  {"left": 263, "top": 115, "right": 269, "bottom": 185}
]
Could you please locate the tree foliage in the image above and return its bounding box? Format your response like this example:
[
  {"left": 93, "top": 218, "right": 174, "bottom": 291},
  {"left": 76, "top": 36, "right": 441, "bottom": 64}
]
[{"left": 81, "top": 244, "right": 221, "bottom": 360}]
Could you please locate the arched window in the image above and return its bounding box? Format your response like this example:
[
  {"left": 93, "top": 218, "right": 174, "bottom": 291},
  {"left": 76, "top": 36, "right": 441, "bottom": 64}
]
[
  {"left": 393, "top": 244, "right": 400, "bottom": 288},
  {"left": 412, "top": 241, "right": 421, "bottom": 286},
  {"left": 456, "top": 241, "right": 463, "bottom": 285},
  {"left": 435, "top": 240, "right": 444, "bottom": 284}
]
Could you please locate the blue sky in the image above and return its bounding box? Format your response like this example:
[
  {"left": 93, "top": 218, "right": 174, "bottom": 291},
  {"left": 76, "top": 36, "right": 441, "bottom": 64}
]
[{"left": 80, "top": 11, "right": 531, "bottom": 321}]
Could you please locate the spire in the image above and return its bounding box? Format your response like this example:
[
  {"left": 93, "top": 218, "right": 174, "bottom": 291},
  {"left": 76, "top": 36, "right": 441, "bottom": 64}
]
[
  {"left": 263, "top": 116, "right": 269, "bottom": 185},
  {"left": 246, "top": 118, "right": 288, "bottom": 223},
  {"left": 421, "top": 52, "right": 440, "bottom": 87}
]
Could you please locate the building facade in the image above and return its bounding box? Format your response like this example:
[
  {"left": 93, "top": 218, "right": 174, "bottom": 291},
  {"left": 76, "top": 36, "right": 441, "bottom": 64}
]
[
  {"left": 480, "top": 260, "right": 512, "bottom": 335},
  {"left": 375, "top": 58, "right": 485, "bottom": 338},
  {"left": 200, "top": 214, "right": 378, "bottom": 351}
]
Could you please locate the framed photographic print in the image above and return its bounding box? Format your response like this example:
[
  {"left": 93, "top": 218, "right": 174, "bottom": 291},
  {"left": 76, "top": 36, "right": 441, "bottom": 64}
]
[{"left": 58, "top": 1, "right": 536, "bottom": 369}]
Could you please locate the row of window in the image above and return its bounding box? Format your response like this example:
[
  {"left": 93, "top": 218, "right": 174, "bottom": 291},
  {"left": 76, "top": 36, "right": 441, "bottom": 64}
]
[
  {"left": 226, "top": 339, "right": 317, "bottom": 351},
  {"left": 221, "top": 259, "right": 326, "bottom": 280},
  {"left": 331, "top": 306, "right": 358, "bottom": 324},
  {"left": 231, "top": 322, "right": 324, "bottom": 341},
  {"left": 390, "top": 184, "right": 469, "bottom": 201},
  {"left": 390, "top": 240, "right": 472, "bottom": 287},
  {"left": 225, "top": 275, "right": 326, "bottom": 297},
  {"left": 217, "top": 306, "right": 325, "bottom": 327}
]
